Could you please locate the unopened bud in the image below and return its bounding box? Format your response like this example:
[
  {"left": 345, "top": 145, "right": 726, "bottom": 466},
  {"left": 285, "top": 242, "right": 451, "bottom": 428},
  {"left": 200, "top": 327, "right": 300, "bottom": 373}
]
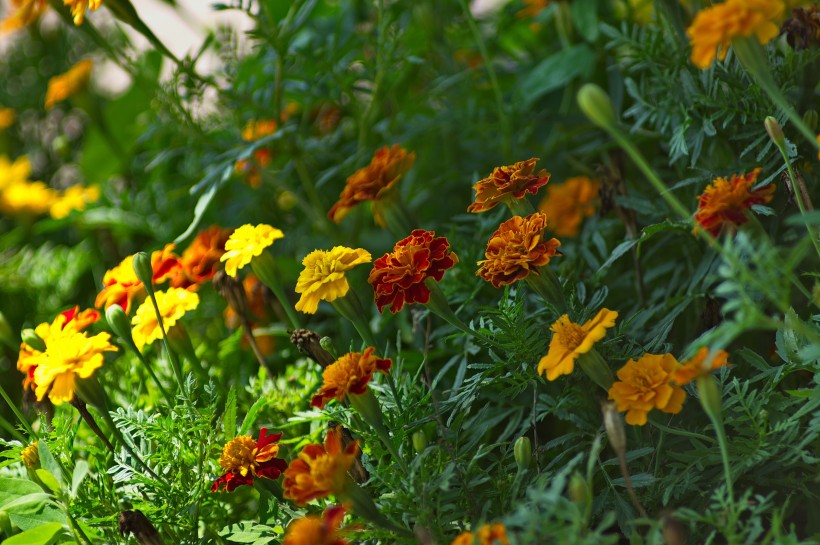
[
  {"left": 513, "top": 436, "right": 532, "bottom": 470},
  {"left": 105, "top": 305, "right": 133, "bottom": 345},
  {"left": 568, "top": 471, "right": 590, "bottom": 507},
  {"left": 577, "top": 84, "right": 617, "bottom": 130},
  {"left": 803, "top": 110, "right": 818, "bottom": 133},
  {"left": 132, "top": 252, "right": 153, "bottom": 290},
  {"left": 319, "top": 336, "right": 335, "bottom": 354},
  {"left": 277, "top": 190, "right": 298, "bottom": 211},
  {"left": 21, "top": 441, "right": 40, "bottom": 469},
  {"left": 764, "top": 116, "right": 785, "bottom": 146},
  {"left": 21, "top": 329, "right": 46, "bottom": 352},
  {"left": 601, "top": 401, "right": 626, "bottom": 456},
  {"left": 696, "top": 375, "right": 722, "bottom": 421},
  {"left": 412, "top": 430, "right": 428, "bottom": 453}
]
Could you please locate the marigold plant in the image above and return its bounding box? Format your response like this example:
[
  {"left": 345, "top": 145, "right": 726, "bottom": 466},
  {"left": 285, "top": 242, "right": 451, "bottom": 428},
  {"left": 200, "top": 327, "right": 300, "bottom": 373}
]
[
  {"left": 672, "top": 347, "right": 730, "bottom": 386},
  {"left": 283, "top": 427, "right": 358, "bottom": 505},
  {"left": 537, "top": 309, "right": 618, "bottom": 381},
  {"left": 95, "top": 245, "right": 182, "bottom": 312},
  {"left": 131, "top": 288, "right": 199, "bottom": 350},
  {"left": 283, "top": 506, "right": 349, "bottom": 545},
  {"left": 311, "top": 347, "right": 392, "bottom": 408},
  {"left": 220, "top": 224, "right": 285, "bottom": 278},
  {"left": 171, "top": 225, "right": 234, "bottom": 288},
  {"left": 537, "top": 176, "right": 600, "bottom": 237}
]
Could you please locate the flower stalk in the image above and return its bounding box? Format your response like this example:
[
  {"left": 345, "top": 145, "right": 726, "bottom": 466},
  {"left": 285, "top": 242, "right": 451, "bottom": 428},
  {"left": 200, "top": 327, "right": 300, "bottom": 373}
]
[
  {"left": 251, "top": 251, "right": 302, "bottom": 330},
  {"left": 696, "top": 375, "right": 735, "bottom": 506}
]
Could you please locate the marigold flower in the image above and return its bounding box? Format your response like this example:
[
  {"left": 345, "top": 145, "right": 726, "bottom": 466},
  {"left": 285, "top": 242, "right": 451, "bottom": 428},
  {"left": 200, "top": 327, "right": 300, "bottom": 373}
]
[
  {"left": 45, "top": 59, "right": 93, "bottom": 109},
  {"left": 537, "top": 176, "right": 600, "bottom": 237},
  {"left": 368, "top": 230, "right": 459, "bottom": 313},
  {"left": 49, "top": 185, "right": 99, "bottom": 219},
  {"left": 311, "top": 347, "right": 392, "bottom": 409},
  {"left": 671, "top": 347, "right": 730, "bottom": 386},
  {"left": 27, "top": 317, "right": 116, "bottom": 405},
  {"left": 211, "top": 428, "right": 288, "bottom": 492},
  {"left": 328, "top": 145, "right": 416, "bottom": 222},
  {"left": 294, "top": 246, "right": 372, "bottom": 314},
  {"left": 95, "top": 245, "right": 183, "bottom": 312},
  {"left": 451, "top": 523, "right": 509, "bottom": 545},
  {"left": 0, "top": 155, "right": 33, "bottom": 186},
  {"left": 235, "top": 119, "right": 278, "bottom": 187},
  {"left": 477, "top": 212, "right": 561, "bottom": 288},
  {"left": 131, "top": 288, "right": 199, "bottom": 350},
  {"left": 687, "top": 0, "right": 784, "bottom": 69},
  {"left": 608, "top": 353, "right": 687, "bottom": 426},
  {"left": 693, "top": 168, "right": 775, "bottom": 236},
  {"left": 537, "top": 309, "right": 618, "bottom": 381},
  {"left": 0, "top": 108, "right": 15, "bottom": 129},
  {"left": 21, "top": 441, "right": 39, "bottom": 469},
  {"left": 467, "top": 158, "right": 550, "bottom": 213},
  {"left": 220, "top": 224, "right": 285, "bottom": 278},
  {"left": 0, "top": 180, "right": 58, "bottom": 216},
  {"left": 283, "top": 427, "right": 358, "bottom": 505},
  {"left": 1, "top": 0, "right": 47, "bottom": 32},
  {"left": 171, "top": 226, "right": 234, "bottom": 288},
  {"left": 283, "top": 506, "right": 349, "bottom": 545}
]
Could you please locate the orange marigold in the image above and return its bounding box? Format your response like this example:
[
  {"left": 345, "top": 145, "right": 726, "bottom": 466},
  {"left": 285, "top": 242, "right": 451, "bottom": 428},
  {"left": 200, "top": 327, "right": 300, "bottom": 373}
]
[
  {"left": 687, "top": 0, "right": 785, "bottom": 69},
  {"left": 671, "top": 347, "right": 730, "bottom": 386},
  {"left": 171, "top": 226, "right": 234, "bottom": 288},
  {"left": 283, "top": 427, "right": 358, "bottom": 505},
  {"left": 537, "top": 176, "right": 600, "bottom": 237},
  {"left": 451, "top": 523, "right": 509, "bottom": 545},
  {"left": 283, "top": 506, "right": 349, "bottom": 545},
  {"left": 45, "top": 59, "right": 93, "bottom": 109},
  {"left": 467, "top": 158, "right": 550, "bottom": 213},
  {"left": 211, "top": 428, "right": 287, "bottom": 492},
  {"left": 235, "top": 119, "right": 278, "bottom": 188},
  {"left": 477, "top": 212, "right": 561, "bottom": 288},
  {"left": 694, "top": 168, "right": 775, "bottom": 236},
  {"left": 608, "top": 353, "right": 686, "bottom": 426},
  {"left": 311, "top": 347, "right": 392, "bottom": 409},
  {"left": 368, "top": 230, "right": 459, "bottom": 313},
  {"left": 94, "top": 244, "right": 182, "bottom": 312},
  {"left": 328, "top": 145, "right": 416, "bottom": 222},
  {"left": 537, "top": 309, "right": 618, "bottom": 381}
]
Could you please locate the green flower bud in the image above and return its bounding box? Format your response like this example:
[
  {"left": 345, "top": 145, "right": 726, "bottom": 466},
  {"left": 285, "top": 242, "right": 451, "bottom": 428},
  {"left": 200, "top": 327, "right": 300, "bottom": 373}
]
[
  {"left": 319, "top": 336, "right": 336, "bottom": 354},
  {"left": 764, "top": 116, "right": 785, "bottom": 146},
  {"left": 696, "top": 375, "right": 722, "bottom": 422},
  {"left": 803, "top": 110, "right": 818, "bottom": 133},
  {"left": 577, "top": 84, "right": 616, "bottom": 130},
  {"left": 412, "top": 430, "right": 428, "bottom": 453},
  {"left": 21, "top": 328, "right": 46, "bottom": 352},
  {"left": 513, "top": 436, "right": 532, "bottom": 470},
  {"left": 105, "top": 304, "right": 134, "bottom": 345},
  {"left": 132, "top": 252, "right": 153, "bottom": 290},
  {"left": 568, "top": 471, "right": 590, "bottom": 507},
  {"left": 601, "top": 401, "right": 626, "bottom": 457}
]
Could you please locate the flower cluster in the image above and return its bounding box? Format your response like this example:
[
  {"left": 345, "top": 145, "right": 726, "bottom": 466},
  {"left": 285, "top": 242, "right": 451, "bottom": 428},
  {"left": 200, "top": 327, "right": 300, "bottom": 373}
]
[
  {"left": 452, "top": 523, "right": 509, "bottom": 545},
  {"left": 95, "top": 244, "right": 182, "bottom": 312},
  {"left": 171, "top": 226, "right": 234, "bottom": 288},
  {"left": 694, "top": 168, "right": 775, "bottom": 236},
  {"left": 467, "top": 158, "right": 550, "bottom": 213}
]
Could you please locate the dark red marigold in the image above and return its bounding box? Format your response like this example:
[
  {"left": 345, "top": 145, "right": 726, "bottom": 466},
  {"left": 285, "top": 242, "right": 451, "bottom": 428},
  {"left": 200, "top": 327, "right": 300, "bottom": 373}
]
[{"left": 211, "top": 428, "right": 288, "bottom": 492}]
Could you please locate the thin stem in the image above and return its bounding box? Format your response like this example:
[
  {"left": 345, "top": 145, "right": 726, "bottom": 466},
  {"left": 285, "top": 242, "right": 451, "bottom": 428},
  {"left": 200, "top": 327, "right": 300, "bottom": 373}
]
[
  {"left": 710, "top": 414, "right": 735, "bottom": 506},
  {"left": 144, "top": 287, "right": 186, "bottom": 393},
  {"left": 0, "top": 383, "right": 38, "bottom": 439},
  {"left": 130, "top": 343, "right": 175, "bottom": 406},
  {"left": 774, "top": 143, "right": 820, "bottom": 259},
  {"left": 267, "top": 277, "right": 303, "bottom": 330}
]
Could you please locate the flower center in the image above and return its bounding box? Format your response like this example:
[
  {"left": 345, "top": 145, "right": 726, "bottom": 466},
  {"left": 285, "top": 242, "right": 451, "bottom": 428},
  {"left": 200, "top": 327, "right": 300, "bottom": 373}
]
[
  {"left": 559, "top": 322, "right": 587, "bottom": 352},
  {"left": 219, "top": 435, "right": 258, "bottom": 476}
]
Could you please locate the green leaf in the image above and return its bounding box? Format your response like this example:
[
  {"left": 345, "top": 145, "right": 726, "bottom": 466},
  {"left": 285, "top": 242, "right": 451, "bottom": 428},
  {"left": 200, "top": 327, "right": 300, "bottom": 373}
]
[
  {"left": 33, "top": 472, "right": 60, "bottom": 495},
  {"left": 239, "top": 397, "right": 270, "bottom": 436},
  {"left": 0, "top": 522, "right": 63, "bottom": 545},
  {"left": 0, "top": 480, "right": 43, "bottom": 508},
  {"left": 8, "top": 506, "right": 67, "bottom": 532},
  {"left": 35, "top": 444, "right": 61, "bottom": 488},
  {"left": 70, "top": 461, "right": 89, "bottom": 498},
  {"left": 520, "top": 45, "right": 596, "bottom": 106},
  {"left": 223, "top": 390, "right": 237, "bottom": 441},
  {"left": 570, "top": 0, "right": 599, "bottom": 42}
]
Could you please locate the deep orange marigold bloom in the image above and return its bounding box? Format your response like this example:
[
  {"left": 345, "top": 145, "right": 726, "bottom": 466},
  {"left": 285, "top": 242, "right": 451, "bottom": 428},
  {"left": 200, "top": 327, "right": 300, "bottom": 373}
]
[
  {"left": 94, "top": 245, "right": 182, "bottom": 312},
  {"left": 368, "top": 229, "right": 459, "bottom": 313},
  {"left": 311, "top": 347, "right": 392, "bottom": 409},
  {"left": 451, "top": 523, "right": 510, "bottom": 545},
  {"left": 328, "top": 145, "right": 416, "bottom": 222},
  {"left": 694, "top": 168, "right": 775, "bottom": 236},
  {"left": 537, "top": 176, "right": 600, "bottom": 237},
  {"left": 608, "top": 353, "right": 686, "bottom": 426},
  {"left": 45, "top": 59, "right": 93, "bottom": 109},
  {"left": 283, "top": 506, "right": 348, "bottom": 545},
  {"left": 687, "top": 0, "right": 784, "bottom": 69},
  {"left": 672, "top": 347, "right": 730, "bottom": 386},
  {"left": 537, "top": 309, "right": 618, "bottom": 381},
  {"left": 477, "top": 212, "right": 561, "bottom": 288},
  {"left": 171, "top": 226, "right": 234, "bottom": 288},
  {"left": 283, "top": 427, "right": 358, "bottom": 505},
  {"left": 467, "top": 158, "right": 550, "bottom": 213},
  {"left": 211, "top": 428, "right": 287, "bottom": 492}
]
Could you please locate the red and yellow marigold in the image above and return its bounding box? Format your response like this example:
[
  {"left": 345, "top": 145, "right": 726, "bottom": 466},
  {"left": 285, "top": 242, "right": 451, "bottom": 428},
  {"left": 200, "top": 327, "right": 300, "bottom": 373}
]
[
  {"left": 283, "top": 506, "right": 349, "bottom": 545},
  {"left": 283, "top": 427, "right": 358, "bottom": 505},
  {"left": 211, "top": 428, "right": 288, "bottom": 492},
  {"left": 95, "top": 245, "right": 183, "bottom": 313},
  {"left": 467, "top": 158, "right": 550, "bottom": 213},
  {"left": 171, "top": 226, "right": 234, "bottom": 288},
  {"left": 693, "top": 168, "right": 775, "bottom": 236},
  {"left": 311, "top": 347, "right": 392, "bottom": 409}
]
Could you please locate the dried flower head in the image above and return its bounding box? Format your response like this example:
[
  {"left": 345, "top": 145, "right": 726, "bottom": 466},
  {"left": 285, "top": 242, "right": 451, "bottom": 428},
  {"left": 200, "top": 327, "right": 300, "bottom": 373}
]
[
  {"left": 467, "top": 158, "right": 550, "bottom": 213},
  {"left": 477, "top": 212, "right": 561, "bottom": 288},
  {"left": 220, "top": 224, "right": 285, "bottom": 278},
  {"left": 294, "top": 246, "right": 372, "bottom": 314},
  {"left": 368, "top": 230, "right": 459, "bottom": 313},
  {"left": 283, "top": 427, "right": 358, "bottom": 505},
  {"left": 608, "top": 353, "right": 687, "bottom": 425},
  {"left": 537, "top": 176, "right": 600, "bottom": 237},
  {"left": 537, "top": 309, "right": 618, "bottom": 381},
  {"left": 311, "top": 347, "right": 392, "bottom": 408},
  {"left": 694, "top": 168, "right": 775, "bottom": 236},
  {"left": 45, "top": 59, "right": 93, "bottom": 109},
  {"left": 131, "top": 288, "right": 199, "bottom": 350},
  {"left": 671, "top": 347, "right": 730, "bottom": 386},
  {"left": 211, "top": 429, "right": 288, "bottom": 492},
  {"left": 283, "top": 506, "right": 349, "bottom": 545}
]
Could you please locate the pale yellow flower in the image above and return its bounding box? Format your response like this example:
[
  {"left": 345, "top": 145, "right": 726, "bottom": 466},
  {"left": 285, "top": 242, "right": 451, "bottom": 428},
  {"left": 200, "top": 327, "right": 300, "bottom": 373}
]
[
  {"left": 131, "top": 288, "right": 199, "bottom": 350},
  {"left": 294, "top": 246, "right": 372, "bottom": 314},
  {"left": 220, "top": 224, "right": 285, "bottom": 278}
]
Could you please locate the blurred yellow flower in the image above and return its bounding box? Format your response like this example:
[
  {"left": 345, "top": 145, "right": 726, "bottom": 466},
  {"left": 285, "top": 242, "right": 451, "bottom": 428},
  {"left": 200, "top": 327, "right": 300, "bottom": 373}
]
[
  {"left": 131, "top": 288, "right": 199, "bottom": 350},
  {"left": 608, "top": 353, "right": 686, "bottom": 425},
  {"left": 0, "top": 155, "right": 35, "bottom": 187},
  {"left": 45, "top": 59, "right": 93, "bottom": 109},
  {"left": 49, "top": 185, "right": 100, "bottom": 219},
  {"left": 1, "top": 0, "right": 47, "bottom": 33},
  {"left": 538, "top": 176, "right": 600, "bottom": 237},
  {"left": 63, "top": 0, "right": 101, "bottom": 25},
  {"left": 294, "top": 246, "right": 372, "bottom": 314},
  {"left": 537, "top": 309, "right": 618, "bottom": 381},
  {"left": 221, "top": 224, "right": 285, "bottom": 278},
  {"left": 0, "top": 108, "right": 15, "bottom": 130}
]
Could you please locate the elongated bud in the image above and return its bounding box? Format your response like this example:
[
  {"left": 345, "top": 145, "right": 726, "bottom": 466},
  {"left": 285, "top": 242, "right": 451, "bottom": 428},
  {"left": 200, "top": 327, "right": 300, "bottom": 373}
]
[
  {"left": 578, "top": 84, "right": 616, "bottom": 130},
  {"left": 513, "top": 436, "right": 532, "bottom": 470},
  {"left": 568, "top": 471, "right": 590, "bottom": 507},
  {"left": 803, "top": 110, "right": 818, "bottom": 133},
  {"left": 106, "top": 304, "right": 134, "bottom": 345},
  {"left": 21, "top": 329, "right": 46, "bottom": 352},
  {"left": 412, "top": 430, "right": 428, "bottom": 453},
  {"left": 601, "top": 401, "right": 626, "bottom": 456},
  {"left": 132, "top": 252, "right": 153, "bottom": 290},
  {"left": 696, "top": 375, "right": 722, "bottom": 421},
  {"left": 764, "top": 116, "right": 785, "bottom": 146}
]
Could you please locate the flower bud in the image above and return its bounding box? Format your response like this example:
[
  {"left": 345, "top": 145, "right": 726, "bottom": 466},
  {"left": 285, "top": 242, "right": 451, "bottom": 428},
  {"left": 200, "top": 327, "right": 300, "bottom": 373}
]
[
  {"left": 513, "top": 436, "right": 532, "bottom": 470},
  {"left": 601, "top": 401, "right": 626, "bottom": 457},
  {"left": 764, "top": 116, "right": 785, "bottom": 146},
  {"left": 412, "top": 430, "right": 428, "bottom": 453},
  {"left": 21, "top": 329, "right": 46, "bottom": 352},
  {"left": 568, "top": 471, "right": 590, "bottom": 507},
  {"left": 803, "top": 110, "right": 818, "bottom": 133},
  {"left": 319, "top": 336, "right": 336, "bottom": 354},
  {"left": 105, "top": 304, "right": 134, "bottom": 345},
  {"left": 577, "top": 84, "right": 617, "bottom": 130},
  {"left": 696, "top": 375, "right": 722, "bottom": 422},
  {"left": 132, "top": 252, "right": 154, "bottom": 290},
  {"left": 20, "top": 441, "right": 40, "bottom": 469}
]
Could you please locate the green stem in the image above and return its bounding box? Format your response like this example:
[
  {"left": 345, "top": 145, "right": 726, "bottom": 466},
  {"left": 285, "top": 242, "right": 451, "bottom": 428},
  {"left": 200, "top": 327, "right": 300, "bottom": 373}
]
[
  {"left": 127, "top": 340, "right": 175, "bottom": 406},
  {"left": 0, "top": 412, "right": 26, "bottom": 441},
  {"left": 251, "top": 252, "right": 302, "bottom": 330},
  {"left": 331, "top": 293, "right": 378, "bottom": 349},
  {"left": 0, "top": 383, "right": 38, "bottom": 439},
  {"left": 772, "top": 140, "right": 820, "bottom": 259},
  {"left": 144, "top": 286, "right": 186, "bottom": 393}
]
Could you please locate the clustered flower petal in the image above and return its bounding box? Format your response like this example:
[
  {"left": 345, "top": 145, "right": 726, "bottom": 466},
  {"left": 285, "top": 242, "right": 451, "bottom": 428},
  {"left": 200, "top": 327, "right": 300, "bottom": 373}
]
[
  {"left": 537, "top": 309, "right": 618, "bottom": 381},
  {"left": 368, "top": 229, "right": 459, "bottom": 313},
  {"left": 295, "top": 246, "right": 372, "bottom": 314},
  {"left": 467, "top": 158, "right": 550, "bottom": 213},
  {"left": 283, "top": 427, "right": 358, "bottom": 505},
  {"left": 686, "top": 0, "right": 785, "bottom": 69},
  {"left": 211, "top": 429, "right": 288, "bottom": 492},
  {"left": 171, "top": 226, "right": 234, "bottom": 288},
  {"left": 95, "top": 244, "right": 183, "bottom": 313},
  {"left": 45, "top": 59, "right": 93, "bottom": 109},
  {"left": 537, "top": 176, "right": 600, "bottom": 237},
  {"left": 452, "top": 523, "right": 510, "bottom": 545},
  {"left": 671, "top": 347, "right": 730, "bottom": 386},
  {"left": 311, "top": 347, "right": 392, "bottom": 409},
  {"left": 477, "top": 212, "right": 560, "bottom": 288},
  {"left": 220, "top": 224, "right": 285, "bottom": 278},
  {"left": 608, "top": 353, "right": 687, "bottom": 426},
  {"left": 694, "top": 168, "right": 775, "bottom": 236},
  {"left": 131, "top": 288, "right": 200, "bottom": 350},
  {"left": 283, "top": 506, "right": 349, "bottom": 545}
]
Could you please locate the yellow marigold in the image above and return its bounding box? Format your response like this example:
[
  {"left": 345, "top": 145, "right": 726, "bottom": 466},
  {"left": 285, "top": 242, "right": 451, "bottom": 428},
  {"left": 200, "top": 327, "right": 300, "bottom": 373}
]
[
  {"left": 220, "top": 224, "right": 285, "bottom": 278},
  {"left": 537, "top": 309, "right": 618, "bottom": 381},
  {"left": 294, "top": 246, "right": 372, "bottom": 314},
  {"left": 608, "top": 353, "right": 687, "bottom": 426},
  {"left": 0, "top": 108, "right": 15, "bottom": 130},
  {"left": 537, "top": 176, "right": 600, "bottom": 237},
  {"left": 131, "top": 288, "right": 199, "bottom": 350},
  {"left": 21, "top": 441, "right": 39, "bottom": 469},
  {"left": 693, "top": 168, "right": 775, "bottom": 236},
  {"left": 328, "top": 145, "right": 416, "bottom": 222},
  {"left": 28, "top": 317, "right": 117, "bottom": 405},
  {"left": 311, "top": 347, "right": 392, "bottom": 408},
  {"left": 283, "top": 506, "right": 349, "bottom": 545},
  {"left": 671, "top": 347, "right": 729, "bottom": 386},
  {"left": 283, "top": 427, "right": 358, "bottom": 505},
  {"left": 63, "top": 0, "right": 102, "bottom": 25},
  {"left": 45, "top": 59, "right": 93, "bottom": 109},
  {"left": 0, "top": 155, "right": 33, "bottom": 186},
  {"left": 451, "top": 523, "right": 509, "bottom": 545},
  {"left": 1, "top": 0, "right": 47, "bottom": 33},
  {"left": 468, "top": 158, "right": 550, "bottom": 213},
  {"left": 49, "top": 185, "right": 99, "bottom": 219},
  {"left": 687, "top": 0, "right": 785, "bottom": 69},
  {"left": 0, "top": 180, "right": 57, "bottom": 216},
  {"left": 477, "top": 212, "right": 561, "bottom": 288}
]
